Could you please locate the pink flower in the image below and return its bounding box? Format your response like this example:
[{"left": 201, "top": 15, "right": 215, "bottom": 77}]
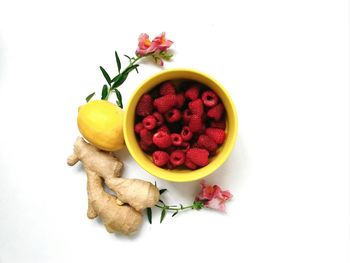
[
  {"left": 136, "top": 33, "right": 154, "bottom": 56},
  {"left": 136, "top": 32, "right": 173, "bottom": 57},
  {"left": 150, "top": 32, "right": 173, "bottom": 52},
  {"left": 196, "top": 180, "right": 233, "bottom": 212}
]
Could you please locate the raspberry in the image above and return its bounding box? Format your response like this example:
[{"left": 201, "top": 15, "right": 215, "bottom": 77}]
[
  {"left": 207, "top": 103, "right": 224, "bottom": 121},
  {"left": 140, "top": 129, "right": 153, "bottom": 146},
  {"left": 179, "top": 141, "right": 190, "bottom": 152},
  {"left": 159, "top": 81, "right": 176, "bottom": 96},
  {"left": 183, "top": 109, "right": 192, "bottom": 123},
  {"left": 185, "top": 85, "right": 200, "bottom": 101},
  {"left": 181, "top": 126, "right": 193, "bottom": 141},
  {"left": 165, "top": 109, "right": 181, "bottom": 123},
  {"left": 157, "top": 125, "right": 170, "bottom": 134},
  {"left": 176, "top": 93, "right": 185, "bottom": 108},
  {"left": 201, "top": 90, "right": 219, "bottom": 107},
  {"left": 189, "top": 99, "right": 204, "bottom": 116},
  {"left": 170, "top": 133, "right": 183, "bottom": 146},
  {"left": 134, "top": 122, "right": 144, "bottom": 134},
  {"left": 185, "top": 158, "right": 197, "bottom": 170},
  {"left": 139, "top": 140, "right": 150, "bottom": 151},
  {"left": 152, "top": 151, "right": 169, "bottom": 167},
  {"left": 205, "top": 128, "right": 226, "bottom": 144},
  {"left": 152, "top": 112, "right": 164, "bottom": 126},
  {"left": 152, "top": 131, "right": 172, "bottom": 149},
  {"left": 142, "top": 115, "right": 157, "bottom": 130},
  {"left": 153, "top": 94, "right": 177, "bottom": 113},
  {"left": 189, "top": 114, "right": 203, "bottom": 133},
  {"left": 186, "top": 148, "right": 209, "bottom": 167},
  {"left": 169, "top": 150, "right": 186, "bottom": 167},
  {"left": 167, "top": 162, "right": 175, "bottom": 170},
  {"left": 197, "top": 134, "right": 218, "bottom": 152},
  {"left": 210, "top": 120, "right": 226, "bottom": 129},
  {"left": 136, "top": 94, "right": 153, "bottom": 116}
]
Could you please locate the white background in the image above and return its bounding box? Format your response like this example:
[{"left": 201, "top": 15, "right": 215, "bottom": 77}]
[{"left": 0, "top": 0, "right": 349, "bottom": 262}]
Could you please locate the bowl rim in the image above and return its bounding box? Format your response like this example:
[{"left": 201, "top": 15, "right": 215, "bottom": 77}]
[{"left": 123, "top": 67, "right": 238, "bottom": 182}]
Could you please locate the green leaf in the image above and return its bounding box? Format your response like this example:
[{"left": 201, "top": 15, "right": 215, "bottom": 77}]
[
  {"left": 192, "top": 201, "right": 204, "bottom": 210},
  {"left": 85, "top": 92, "right": 95, "bottom": 102},
  {"left": 180, "top": 204, "right": 183, "bottom": 210},
  {"left": 172, "top": 211, "right": 178, "bottom": 217},
  {"left": 111, "top": 73, "right": 128, "bottom": 89},
  {"left": 124, "top": 64, "right": 139, "bottom": 75},
  {"left": 146, "top": 208, "right": 152, "bottom": 224},
  {"left": 101, "top": 85, "right": 108, "bottom": 99},
  {"left": 110, "top": 74, "right": 121, "bottom": 83},
  {"left": 159, "top": 199, "right": 164, "bottom": 204},
  {"left": 100, "top": 66, "right": 111, "bottom": 85},
  {"left": 110, "top": 65, "right": 139, "bottom": 89},
  {"left": 159, "top": 189, "right": 167, "bottom": 195},
  {"left": 124, "top": 54, "right": 131, "bottom": 61},
  {"left": 114, "top": 89, "right": 123, "bottom": 109},
  {"left": 159, "top": 51, "right": 173, "bottom": 60},
  {"left": 115, "top": 51, "right": 121, "bottom": 73},
  {"left": 160, "top": 208, "right": 167, "bottom": 223}
]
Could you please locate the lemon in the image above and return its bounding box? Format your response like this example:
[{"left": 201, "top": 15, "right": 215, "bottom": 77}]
[{"left": 77, "top": 100, "right": 125, "bottom": 151}]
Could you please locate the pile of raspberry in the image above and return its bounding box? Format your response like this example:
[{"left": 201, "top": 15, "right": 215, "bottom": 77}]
[{"left": 135, "top": 81, "right": 226, "bottom": 170}]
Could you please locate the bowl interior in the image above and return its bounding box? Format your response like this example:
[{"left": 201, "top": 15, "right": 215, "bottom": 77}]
[{"left": 124, "top": 68, "right": 238, "bottom": 182}]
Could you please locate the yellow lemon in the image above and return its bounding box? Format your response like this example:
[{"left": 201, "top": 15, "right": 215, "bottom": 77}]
[{"left": 77, "top": 100, "right": 125, "bottom": 151}]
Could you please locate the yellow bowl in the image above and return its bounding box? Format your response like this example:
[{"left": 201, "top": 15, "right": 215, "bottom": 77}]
[{"left": 124, "top": 68, "right": 238, "bottom": 182}]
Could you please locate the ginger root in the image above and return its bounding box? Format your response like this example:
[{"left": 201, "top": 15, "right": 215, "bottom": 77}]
[{"left": 68, "top": 137, "right": 160, "bottom": 235}]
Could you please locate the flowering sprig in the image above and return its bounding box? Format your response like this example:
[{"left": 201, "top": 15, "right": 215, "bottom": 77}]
[
  {"left": 147, "top": 180, "right": 233, "bottom": 224},
  {"left": 85, "top": 32, "right": 173, "bottom": 108}
]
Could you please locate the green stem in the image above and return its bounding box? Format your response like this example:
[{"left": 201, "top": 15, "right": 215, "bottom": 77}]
[
  {"left": 106, "top": 56, "right": 142, "bottom": 99},
  {"left": 155, "top": 204, "right": 194, "bottom": 211}
]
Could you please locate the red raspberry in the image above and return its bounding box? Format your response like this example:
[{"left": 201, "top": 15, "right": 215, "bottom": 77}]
[
  {"left": 170, "top": 133, "right": 183, "bottom": 146},
  {"left": 152, "top": 131, "right": 172, "bottom": 149},
  {"left": 179, "top": 141, "right": 190, "bottom": 152},
  {"left": 186, "top": 148, "right": 209, "bottom": 167},
  {"left": 207, "top": 103, "right": 224, "bottom": 121},
  {"left": 136, "top": 94, "right": 153, "bottom": 117},
  {"left": 165, "top": 109, "right": 181, "bottom": 123},
  {"left": 153, "top": 94, "right": 177, "bottom": 113},
  {"left": 139, "top": 140, "right": 150, "bottom": 151},
  {"left": 134, "top": 122, "right": 144, "bottom": 134},
  {"left": 159, "top": 81, "right": 176, "bottom": 96},
  {"left": 152, "top": 112, "right": 164, "bottom": 126},
  {"left": 176, "top": 93, "right": 185, "bottom": 108},
  {"left": 167, "top": 162, "right": 175, "bottom": 170},
  {"left": 185, "top": 85, "right": 200, "bottom": 101},
  {"left": 188, "top": 99, "right": 204, "bottom": 116},
  {"left": 201, "top": 90, "right": 219, "bottom": 107},
  {"left": 210, "top": 120, "right": 226, "bottom": 129},
  {"left": 152, "top": 151, "right": 169, "bottom": 167},
  {"left": 181, "top": 126, "right": 193, "bottom": 141},
  {"left": 197, "top": 134, "right": 218, "bottom": 153},
  {"left": 183, "top": 109, "right": 192, "bottom": 123},
  {"left": 139, "top": 129, "right": 153, "bottom": 146},
  {"left": 170, "top": 150, "right": 186, "bottom": 167},
  {"left": 205, "top": 128, "right": 226, "bottom": 144},
  {"left": 189, "top": 114, "right": 203, "bottom": 133},
  {"left": 157, "top": 125, "right": 170, "bottom": 134},
  {"left": 185, "top": 158, "right": 197, "bottom": 170},
  {"left": 142, "top": 115, "right": 157, "bottom": 130}
]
